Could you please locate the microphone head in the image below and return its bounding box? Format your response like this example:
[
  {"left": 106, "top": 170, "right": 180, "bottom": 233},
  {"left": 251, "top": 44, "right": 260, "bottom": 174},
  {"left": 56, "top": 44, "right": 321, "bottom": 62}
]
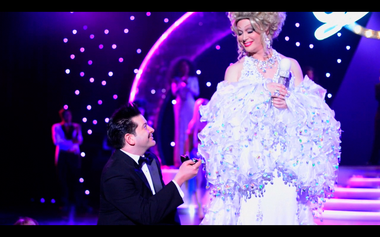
[{"left": 279, "top": 58, "right": 291, "bottom": 78}]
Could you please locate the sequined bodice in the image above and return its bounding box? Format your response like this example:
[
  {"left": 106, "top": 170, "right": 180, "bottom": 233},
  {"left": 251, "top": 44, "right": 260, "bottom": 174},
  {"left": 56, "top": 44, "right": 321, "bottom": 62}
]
[{"left": 240, "top": 50, "right": 282, "bottom": 85}]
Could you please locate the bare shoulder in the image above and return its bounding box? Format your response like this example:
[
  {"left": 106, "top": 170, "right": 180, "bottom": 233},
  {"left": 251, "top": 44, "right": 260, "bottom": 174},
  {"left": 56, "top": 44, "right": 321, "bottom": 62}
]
[
  {"left": 52, "top": 123, "right": 60, "bottom": 129},
  {"left": 278, "top": 52, "right": 303, "bottom": 86},
  {"left": 224, "top": 58, "right": 244, "bottom": 83}
]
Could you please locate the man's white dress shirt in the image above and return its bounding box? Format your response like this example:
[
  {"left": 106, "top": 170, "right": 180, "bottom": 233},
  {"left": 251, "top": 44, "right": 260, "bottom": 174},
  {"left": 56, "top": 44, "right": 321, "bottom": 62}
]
[{"left": 120, "top": 149, "right": 184, "bottom": 198}]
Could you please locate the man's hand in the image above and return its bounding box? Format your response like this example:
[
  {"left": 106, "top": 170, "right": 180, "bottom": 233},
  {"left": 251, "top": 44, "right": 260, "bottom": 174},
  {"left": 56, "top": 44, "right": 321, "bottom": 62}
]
[{"left": 173, "top": 159, "right": 201, "bottom": 187}]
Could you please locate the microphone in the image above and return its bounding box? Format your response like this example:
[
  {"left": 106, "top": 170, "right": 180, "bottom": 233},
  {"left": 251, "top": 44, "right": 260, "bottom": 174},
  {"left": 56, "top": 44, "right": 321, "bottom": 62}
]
[{"left": 278, "top": 58, "right": 291, "bottom": 88}]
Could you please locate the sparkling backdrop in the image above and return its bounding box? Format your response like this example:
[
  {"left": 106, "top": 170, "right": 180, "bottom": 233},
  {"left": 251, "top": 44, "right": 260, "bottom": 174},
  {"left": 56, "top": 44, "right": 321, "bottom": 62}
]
[{"left": 61, "top": 12, "right": 370, "bottom": 170}]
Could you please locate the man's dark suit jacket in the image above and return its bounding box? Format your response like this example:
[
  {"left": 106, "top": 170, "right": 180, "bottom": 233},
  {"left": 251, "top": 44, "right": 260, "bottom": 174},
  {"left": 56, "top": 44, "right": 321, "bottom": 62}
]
[{"left": 97, "top": 149, "right": 183, "bottom": 225}]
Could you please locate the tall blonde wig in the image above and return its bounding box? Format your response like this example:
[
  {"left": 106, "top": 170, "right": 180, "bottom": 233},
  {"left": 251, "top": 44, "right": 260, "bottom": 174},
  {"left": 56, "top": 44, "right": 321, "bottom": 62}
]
[{"left": 227, "top": 12, "right": 286, "bottom": 59}]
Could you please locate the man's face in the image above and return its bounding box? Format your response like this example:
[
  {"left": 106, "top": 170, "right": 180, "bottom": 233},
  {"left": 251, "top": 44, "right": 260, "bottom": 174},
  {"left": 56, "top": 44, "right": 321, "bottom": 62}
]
[
  {"left": 62, "top": 111, "right": 72, "bottom": 123},
  {"left": 131, "top": 114, "right": 156, "bottom": 151}
]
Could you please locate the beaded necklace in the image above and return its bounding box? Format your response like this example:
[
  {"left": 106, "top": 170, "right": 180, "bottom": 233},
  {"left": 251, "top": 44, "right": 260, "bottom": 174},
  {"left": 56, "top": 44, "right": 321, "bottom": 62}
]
[{"left": 251, "top": 50, "right": 280, "bottom": 73}]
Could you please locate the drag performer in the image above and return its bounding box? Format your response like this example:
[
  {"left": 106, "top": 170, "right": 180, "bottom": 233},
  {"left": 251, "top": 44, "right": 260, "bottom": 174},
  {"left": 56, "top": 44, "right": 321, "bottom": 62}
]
[
  {"left": 170, "top": 58, "right": 200, "bottom": 167},
  {"left": 198, "top": 12, "right": 341, "bottom": 225}
]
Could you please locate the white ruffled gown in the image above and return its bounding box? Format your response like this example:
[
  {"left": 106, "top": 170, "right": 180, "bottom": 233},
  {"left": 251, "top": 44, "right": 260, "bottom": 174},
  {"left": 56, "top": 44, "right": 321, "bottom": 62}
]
[{"left": 198, "top": 51, "right": 341, "bottom": 225}]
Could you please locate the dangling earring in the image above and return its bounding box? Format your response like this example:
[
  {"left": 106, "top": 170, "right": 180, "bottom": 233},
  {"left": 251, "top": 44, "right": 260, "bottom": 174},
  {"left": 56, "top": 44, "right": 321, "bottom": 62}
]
[{"left": 264, "top": 33, "right": 271, "bottom": 49}]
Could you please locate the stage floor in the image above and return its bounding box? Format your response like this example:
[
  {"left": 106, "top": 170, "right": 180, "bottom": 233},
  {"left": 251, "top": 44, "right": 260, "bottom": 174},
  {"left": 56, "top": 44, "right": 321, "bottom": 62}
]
[
  {"left": 1, "top": 166, "right": 380, "bottom": 225},
  {"left": 0, "top": 204, "right": 201, "bottom": 225}
]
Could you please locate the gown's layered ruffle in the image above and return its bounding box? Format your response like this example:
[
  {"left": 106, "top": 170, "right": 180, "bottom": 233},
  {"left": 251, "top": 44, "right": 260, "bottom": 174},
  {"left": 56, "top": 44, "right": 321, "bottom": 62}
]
[{"left": 198, "top": 56, "right": 341, "bottom": 224}]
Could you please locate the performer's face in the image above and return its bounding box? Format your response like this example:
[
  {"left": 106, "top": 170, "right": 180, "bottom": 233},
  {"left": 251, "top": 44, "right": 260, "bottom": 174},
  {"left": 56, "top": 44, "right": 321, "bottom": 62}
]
[
  {"left": 179, "top": 61, "right": 190, "bottom": 76},
  {"left": 131, "top": 114, "right": 156, "bottom": 151},
  {"left": 236, "top": 19, "right": 263, "bottom": 55}
]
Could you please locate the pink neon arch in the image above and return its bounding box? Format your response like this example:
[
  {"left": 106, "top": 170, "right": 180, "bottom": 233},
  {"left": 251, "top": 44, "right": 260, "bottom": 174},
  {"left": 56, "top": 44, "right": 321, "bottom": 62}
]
[{"left": 128, "top": 12, "right": 195, "bottom": 103}]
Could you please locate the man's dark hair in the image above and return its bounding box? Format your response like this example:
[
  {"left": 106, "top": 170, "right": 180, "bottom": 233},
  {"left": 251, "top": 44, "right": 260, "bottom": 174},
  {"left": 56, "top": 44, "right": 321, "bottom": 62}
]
[{"left": 107, "top": 103, "right": 141, "bottom": 149}]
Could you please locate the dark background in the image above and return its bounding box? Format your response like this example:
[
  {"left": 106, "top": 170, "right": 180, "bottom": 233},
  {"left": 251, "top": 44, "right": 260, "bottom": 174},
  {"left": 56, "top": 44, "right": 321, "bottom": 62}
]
[{"left": 0, "top": 12, "right": 376, "bottom": 211}]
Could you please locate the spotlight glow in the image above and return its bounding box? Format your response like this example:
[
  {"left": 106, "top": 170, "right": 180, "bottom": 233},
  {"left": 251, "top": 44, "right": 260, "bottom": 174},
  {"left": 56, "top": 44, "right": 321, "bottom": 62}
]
[{"left": 345, "top": 21, "right": 380, "bottom": 39}]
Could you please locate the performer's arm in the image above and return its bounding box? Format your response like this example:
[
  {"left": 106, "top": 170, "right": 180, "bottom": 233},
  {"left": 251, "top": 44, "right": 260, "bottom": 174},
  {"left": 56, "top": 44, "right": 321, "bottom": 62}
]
[{"left": 189, "top": 77, "right": 200, "bottom": 97}]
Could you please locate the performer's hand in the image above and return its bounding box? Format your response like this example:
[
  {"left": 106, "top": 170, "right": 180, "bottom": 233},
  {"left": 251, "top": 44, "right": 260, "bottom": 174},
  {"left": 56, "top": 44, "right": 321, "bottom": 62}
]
[
  {"left": 272, "top": 97, "right": 288, "bottom": 109},
  {"left": 173, "top": 159, "right": 201, "bottom": 187},
  {"left": 267, "top": 82, "right": 287, "bottom": 99},
  {"left": 180, "top": 81, "right": 187, "bottom": 87},
  {"left": 267, "top": 82, "right": 288, "bottom": 109}
]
